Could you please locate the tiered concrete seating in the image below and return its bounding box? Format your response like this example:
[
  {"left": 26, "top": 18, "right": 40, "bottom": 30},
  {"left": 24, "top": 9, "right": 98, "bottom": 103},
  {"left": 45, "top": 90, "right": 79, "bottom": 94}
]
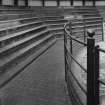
[
  {"left": 43, "top": 16, "right": 67, "bottom": 37},
  {"left": 0, "top": 6, "right": 103, "bottom": 88},
  {"left": 0, "top": 6, "right": 56, "bottom": 75},
  {"left": 31, "top": 7, "right": 67, "bottom": 38},
  {"left": 0, "top": 6, "right": 103, "bottom": 105},
  {"left": 32, "top": 6, "right": 103, "bottom": 56},
  {"left": 33, "top": 6, "right": 103, "bottom": 41},
  {"left": 97, "top": 6, "right": 105, "bottom": 20},
  {"left": 0, "top": 5, "right": 32, "bottom": 13},
  {"left": 63, "top": 6, "right": 103, "bottom": 42}
]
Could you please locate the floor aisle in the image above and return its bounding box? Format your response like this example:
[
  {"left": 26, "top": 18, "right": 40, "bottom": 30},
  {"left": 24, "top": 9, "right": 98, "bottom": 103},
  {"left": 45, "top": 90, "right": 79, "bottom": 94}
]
[{"left": 0, "top": 39, "right": 71, "bottom": 105}]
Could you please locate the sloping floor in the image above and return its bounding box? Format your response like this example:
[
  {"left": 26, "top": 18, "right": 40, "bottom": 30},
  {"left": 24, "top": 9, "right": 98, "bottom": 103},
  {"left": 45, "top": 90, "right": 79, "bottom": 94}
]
[{"left": 0, "top": 39, "right": 71, "bottom": 105}]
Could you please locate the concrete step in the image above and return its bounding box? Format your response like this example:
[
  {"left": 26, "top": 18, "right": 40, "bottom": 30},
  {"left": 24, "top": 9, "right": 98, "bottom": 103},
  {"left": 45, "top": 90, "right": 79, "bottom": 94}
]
[
  {"left": 0, "top": 33, "right": 54, "bottom": 72},
  {"left": 0, "top": 37, "right": 56, "bottom": 90},
  {"left": 0, "top": 21, "right": 43, "bottom": 38},
  {"left": 0, "top": 27, "right": 47, "bottom": 56},
  {"left": 0, "top": 24, "right": 46, "bottom": 47},
  {"left": 0, "top": 12, "right": 37, "bottom": 21}
]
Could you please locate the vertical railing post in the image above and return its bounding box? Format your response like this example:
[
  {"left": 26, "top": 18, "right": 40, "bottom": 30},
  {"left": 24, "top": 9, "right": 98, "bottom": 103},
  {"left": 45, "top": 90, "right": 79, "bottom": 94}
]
[
  {"left": 102, "top": 18, "right": 104, "bottom": 41},
  {"left": 71, "top": 0, "right": 73, "bottom": 6},
  {"left": 69, "top": 21, "right": 73, "bottom": 54},
  {"left": 87, "top": 30, "right": 95, "bottom": 105},
  {"left": 83, "top": 18, "right": 86, "bottom": 43},
  {"left": 0, "top": 0, "right": 2, "bottom": 5},
  {"left": 93, "top": 0, "right": 95, "bottom": 6},
  {"left": 42, "top": 0, "right": 44, "bottom": 7},
  {"left": 94, "top": 45, "right": 100, "bottom": 105},
  {"left": 25, "top": 0, "right": 28, "bottom": 7},
  {"left": 64, "top": 27, "right": 67, "bottom": 81},
  {"left": 82, "top": 0, "right": 85, "bottom": 6},
  {"left": 14, "top": 0, "right": 18, "bottom": 6},
  {"left": 70, "top": 38, "right": 72, "bottom": 54},
  {"left": 57, "top": 0, "right": 59, "bottom": 7}
]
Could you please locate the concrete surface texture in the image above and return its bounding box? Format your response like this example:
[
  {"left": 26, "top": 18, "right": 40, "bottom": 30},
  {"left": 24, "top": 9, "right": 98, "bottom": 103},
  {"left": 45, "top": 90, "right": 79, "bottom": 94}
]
[{"left": 0, "top": 39, "right": 71, "bottom": 105}]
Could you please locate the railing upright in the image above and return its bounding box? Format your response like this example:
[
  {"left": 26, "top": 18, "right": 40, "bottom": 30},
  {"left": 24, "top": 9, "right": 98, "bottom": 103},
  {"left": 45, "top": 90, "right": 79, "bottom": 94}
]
[
  {"left": 94, "top": 45, "right": 100, "bottom": 105},
  {"left": 102, "top": 18, "right": 104, "bottom": 41},
  {"left": 83, "top": 18, "right": 86, "bottom": 43},
  {"left": 64, "top": 28, "right": 67, "bottom": 81},
  {"left": 69, "top": 21, "right": 73, "bottom": 54},
  {"left": 87, "top": 30, "right": 95, "bottom": 105},
  {"left": 64, "top": 21, "right": 100, "bottom": 105},
  {"left": 70, "top": 38, "right": 72, "bottom": 54}
]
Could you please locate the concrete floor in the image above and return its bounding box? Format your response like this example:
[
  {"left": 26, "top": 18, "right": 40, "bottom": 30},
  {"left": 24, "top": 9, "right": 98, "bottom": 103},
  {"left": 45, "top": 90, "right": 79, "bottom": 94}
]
[{"left": 0, "top": 39, "right": 71, "bottom": 105}]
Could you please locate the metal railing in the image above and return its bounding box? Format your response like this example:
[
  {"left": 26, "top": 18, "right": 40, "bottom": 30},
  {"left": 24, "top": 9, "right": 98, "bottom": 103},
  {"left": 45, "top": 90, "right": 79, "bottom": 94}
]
[{"left": 64, "top": 20, "right": 105, "bottom": 105}]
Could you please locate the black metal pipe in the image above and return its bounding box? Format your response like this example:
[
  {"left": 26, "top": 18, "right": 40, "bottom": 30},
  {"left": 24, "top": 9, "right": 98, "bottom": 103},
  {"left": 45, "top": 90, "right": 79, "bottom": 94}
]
[
  {"left": 87, "top": 31, "right": 95, "bottom": 105},
  {"left": 94, "top": 45, "right": 100, "bottom": 105},
  {"left": 101, "top": 18, "right": 104, "bottom": 41},
  {"left": 57, "top": 0, "right": 59, "bottom": 7},
  {"left": 93, "top": 0, "right": 95, "bottom": 6},
  {"left": 0, "top": 0, "right": 2, "bottom": 5},
  {"left": 64, "top": 29, "right": 67, "bottom": 81},
  {"left": 83, "top": 19, "right": 86, "bottom": 42},
  {"left": 14, "top": 0, "right": 18, "bottom": 6},
  {"left": 42, "top": 0, "right": 44, "bottom": 7},
  {"left": 71, "top": 0, "right": 73, "bottom": 6},
  {"left": 82, "top": 0, "right": 85, "bottom": 6},
  {"left": 25, "top": 0, "right": 28, "bottom": 6},
  {"left": 64, "top": 23, "right": 87, "bottom": 46}
]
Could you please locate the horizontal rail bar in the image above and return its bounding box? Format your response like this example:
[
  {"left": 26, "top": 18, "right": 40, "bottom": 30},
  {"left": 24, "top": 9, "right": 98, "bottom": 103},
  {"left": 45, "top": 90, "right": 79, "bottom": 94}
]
[
  {"left": 98, "top": 48, "right": 105, "bottom": 53},
  {"left": 66, "top": 56, "right": 87, "bottom": 95},
  {"left": 64, "top": 23, "right": 87, "bottom": 46},
  {"left": 65, "top": 44, "right": 87, "bottom": 73},
  {"left": 99, "top": 80, "right": 105, "bottom": 86}
]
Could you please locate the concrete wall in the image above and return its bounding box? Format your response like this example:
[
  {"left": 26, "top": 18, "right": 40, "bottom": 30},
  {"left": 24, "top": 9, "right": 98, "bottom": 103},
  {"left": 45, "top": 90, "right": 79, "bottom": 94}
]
[
  {"left": 60, "top": 1, "right": 71, "bottom": 6},
  {"left": 3, "top": 0, "right": 14, "bottom": 5},
  {"left": 74, "top": 1, "right": 82, "bottom": 6},
  {"left": 96, "top": 1, "right": 105, "bottom": 6},
  {"left": 28, "top": 0, "right": 42, "bottom": 6},
  {"left": 45, "top": 1, "right": 57, "bottom": 6},
  {"left": 85, "top": 1, "right": 93, "bottom": 6},
  {"left": 18, "top": 0, "right": 25, "bottom": 6},
  {"left": 2, "top": 0, "right": 105, "bottom": 6},
  {"left": 3, "top": 0, "right": 25, "bottom": 6},
  {"left": 28, "top": 0, "right": 105, "bottom": 6}
]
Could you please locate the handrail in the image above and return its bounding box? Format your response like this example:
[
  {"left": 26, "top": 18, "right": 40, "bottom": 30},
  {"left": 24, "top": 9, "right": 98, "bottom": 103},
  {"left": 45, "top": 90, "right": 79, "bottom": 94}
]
[
  {"left": 66, "top": 47, "right": 87, "bottom": 94},
  {"left": 64, "top": 23, "right": 87, "bottom": 46},
  {"left": 98, "top": 47, "right": 105, "bottom": 53},
  {"left": 64, "top": 21, "right": 88, "bottom": 105},
  {"left": 64, "top": 18, "right": 104, "bottom": 105}
]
